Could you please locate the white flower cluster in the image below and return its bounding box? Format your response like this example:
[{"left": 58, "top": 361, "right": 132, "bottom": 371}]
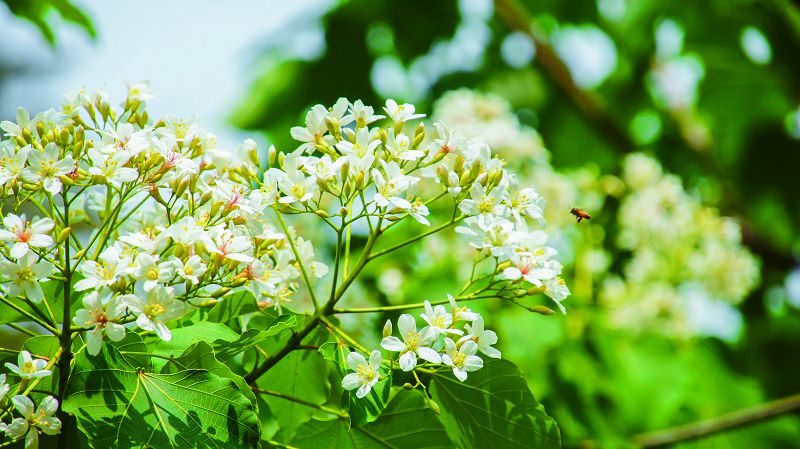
[
  {"left": 434, "top": 88, "right": 760, "bottom": 339},
  {"left": 0, "top": 83, "right": 326, "bottom": 354},
  {"left": 342, "top": 296, "right": 499, "bottom": 396},
  {"left": 0, "top": 352, "right": 62, "bottom": 449},
  {"left": 268, "top": 96, "right": 567, "bottom": 308},
  {"left": 601, "top": 153, "right": 760, "bottom": 337}
]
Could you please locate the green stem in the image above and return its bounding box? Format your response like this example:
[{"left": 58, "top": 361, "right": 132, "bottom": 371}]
[
  {"left": 368, "top": 215, "right": 465, "bottom": 261},
  {"left": 333, "top": 292, "right": 489, "bottom": 314},
  {"left": 273, "top": 207, "right": 321, "bottom": 311},
  {"left": 6, "top": 323, "right": 37, "bottom": 337},
  {"left": 0, "top": 296, "right": 60, "bottom": 335},
  {"left": 58, "top": 189, "right": 73, "bottom": 449},
  {"left": 252, "top": 387, "right": 348, "bottom": 420}
]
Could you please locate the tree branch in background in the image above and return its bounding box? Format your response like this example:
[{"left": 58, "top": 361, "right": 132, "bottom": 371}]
[
  {"left": 493, "top": 0, "right": 797, "bottom": 270},
  {"left": 632, "top": 393, "right": 800, "bottom": 448},
  {"left": 493, "top": 0, "right": 637, "bottom": 153}
]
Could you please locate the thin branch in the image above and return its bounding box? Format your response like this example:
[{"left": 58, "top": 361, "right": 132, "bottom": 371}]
[
  {"left": 252, "top": 387, "right": 348, "bottom": 419},
  {"left": 493, "top": 0, "right": 636, "bottom": 153},
  {"left": 632, "top": 393, "right": 800, "bottom": 448}
]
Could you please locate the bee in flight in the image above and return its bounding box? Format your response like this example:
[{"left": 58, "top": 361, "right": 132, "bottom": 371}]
[{"left": 570, "top": 208, "right": 591, "bottom": 223}]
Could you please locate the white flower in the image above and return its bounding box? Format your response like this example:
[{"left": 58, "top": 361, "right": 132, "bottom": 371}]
[
  {"left": 73, "top": 291, "right": 127, "bottom": 355},
  {"left": 74, "top": 246, "right": 130, "bottom": 292},
  {"left": 343, "top": 100, "right": 384, "bottom": 128},
  {"left": 204, "top": 226, "right": 254, "bottom": 263},
  {"left": 0, "top": 142, "right": 29, "bottom": 187},
  {"left": 408, "top": 199, "right": 431, "bottom": 226},
  {"left": 384, "top": 99, "right": 425, "bottom": 123},
  {"left": 0, "top": 374, "right": 10, "bottom": 401},
  {"left": 441, "top": 338, "right": 484, "bottom": 382},
  {"left": 384, "top": 130, "right": 424, "bottom": 161},
  {"left": 336, "top": 127, "right": 380, "bottom": 159},
  {"left": 172, "top": 255, "right": 207, "bottom": 284},
  {"left": 372, "top": 161, "right": 419, "bottom": 210},
  {"left": 0, "top": 214, "right": 54, "bottom": 259},
  {"left": 0, "top": 253, "right": 56, "bottom": 303},
  {"left": 544, "top": 277, "right": 569, "bottom": 314},
  {"left": 290, "top": 105, "right": 328, "bottom": 154},
  {"left": 421, "top": 300, "right": 462, "bottom": 337},
  {"left": 133, "top": 253, "right": 174, "bottom": 291},
  {"left": 4, "top": 351, "right": 51, "bottom": 379},
  {"left": 22, "top": 143, "right": 74, "bottom": 194},
  {"left": 380, "top": 314, "right": 441, "bottom": 371},
  {"left": 459, "top": 183, "right": 509, "bottom": 224},
  {"left": 448, "top": 294, "right": 479, "bottom": 323},
  {"left": 0, "top": 107, "right": 31, "bottom": 138},
  {"left": 459, "top": 316, "right": 500, "bottom": 358},
  {"left": 164, "top": 216, "right": 206, "bottom": 246},
  {"left": 506, "top": 187, "right": 543, "bottom": 224},
  {"left": 274, "top": 153, "right": 318, "bottom": 205},
  {"left": 341, "top": 350, "right": 382, "bottom": 398},
  {"left": 126, "top": 81, "right": 155, "bottom": 102},
  {"left": 87, "top": 148, "right": 138, "bottom": 186},
  {"left": 123, "top": 287, "right": 190, "bottom": 341},
  {"left": 502, "top": 251, "right": 557, "bottom": 287},
  {"left": 5, "top": 395, "right": 61, "bottom": 449}
]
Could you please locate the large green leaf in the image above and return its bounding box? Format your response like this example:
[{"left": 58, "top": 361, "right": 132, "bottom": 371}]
[
  {"left": 161, "top": 341, "right": 258, "bottom": 407},
  {"left": 257, "top": 348, "right": 330, "bottom": 441},
  {"left": 149, "top": 322, "right": 239, "bottom": 369},
  {"left": 63, "top": 343, "right": 260, "bottom": 449},
  {"left": 289, "top": 391, "right": 453, "bottom": 449},
  {"left": 214, "top": 315, "right": 296, "bottom": 363},
  {"left": 429, "top": 359, "right": 561, "bottom": 449},
  {"left": 207, "top": 291, "right": 261, "bottom": 324}
]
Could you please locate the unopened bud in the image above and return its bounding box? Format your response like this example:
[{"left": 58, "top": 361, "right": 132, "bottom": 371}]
[
  {"left": 57, "top": 227, "right": 71, "bottom": 243},
  {"left": 36, "top": 122, "right": 46, "bottom": 139},
  {"left": 403, "top": 383, "right": 414, "bottom": 390},
  {"left": 59, "top": 127, "right": 71, "bottom": 145},
  {"left": 412, "top": 123, "right": 425, "bottom": 148},
  {"left": 211, "top": 287, "right": 231, "bottom": 298},
  {"left": 382, "top": 319, "right": 393, "bottom": 338},
  {"left": 528, "top": 305, "right": 555, "bottom": 315},
  {"left": 315, "top": 210, "right": 330, "bottom": 218},
  {"left": 428, "top": 399, "right": 441, "bottom": 416},
  {"left": 267, "top": 145, "right": 278, "bottom": 167}
]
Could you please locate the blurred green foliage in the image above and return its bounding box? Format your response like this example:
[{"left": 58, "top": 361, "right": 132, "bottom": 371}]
[
  {"left": 233, "top": 0, "right": 800, "bottom": 447},
  {"left": 1, "top": 0, "right": 95, "bottom": 46}
]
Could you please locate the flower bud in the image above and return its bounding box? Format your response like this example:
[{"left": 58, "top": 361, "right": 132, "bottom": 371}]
[
  {"left": 403, "top": 383, "right": 414, "bottom": 390},
  {"left": 212, "top": 287, "right": 231, "bottom": 298},
  {"left": 412, "top": 122, "right": 425, "bottom": 148},
  {"left": 315, "top": 209, "right": 331, "bottom": 218},
  {"left": 382, "top": 319, "right": 393, "bottom": 338},
  {"left": 528, "top": 305, "right": 555, "bottom": 315},
  {"left": 436, "top": 165, "right": 449, "bottom": 186},
  {"left": 57, "top": 227, "right": 71, "bottom": 244},
  {"left": 428, "top": 399, "right": 441, "bottom": 416},
  {"left": 36, "top": 122, "right": 46, "bottom": 139},
  {"left": 197, "top": 298, "right": 219, "bottom": 308},
  {"left": 267, "top": 145, "right": 278, "bottom": 167}
]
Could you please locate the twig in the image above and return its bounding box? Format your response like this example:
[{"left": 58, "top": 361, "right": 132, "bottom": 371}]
[
  {"left": 493, "top": 0, "right": 636, "bottom": 153},
  {"left": 632, "top": 393, "right": 800, "bottom": 448}
]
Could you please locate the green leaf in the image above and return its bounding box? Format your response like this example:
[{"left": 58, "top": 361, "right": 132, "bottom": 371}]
[
  {"left": 257, "top": 349, "right": 330, "bottom": 441},
  {"left": 429, "top": 359, "right": 561, "bottom": 449},
  {"left": 214, "top": 315, "right": 296, "bottom": 363},
  {"left": 63, "top": 343, "right": 260, "bottom": 449},
  {"left": 289, "top": 391, "right": 453, "bottom": 449},
  {"left": 161, "top": 341, "right": 258, "bottom": 407},
  {"left": 149, "top": 322, "right": 239, "bottom": 369},
  {"left": 207, "top": 291, "right": 261, "bottom": 324}
]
